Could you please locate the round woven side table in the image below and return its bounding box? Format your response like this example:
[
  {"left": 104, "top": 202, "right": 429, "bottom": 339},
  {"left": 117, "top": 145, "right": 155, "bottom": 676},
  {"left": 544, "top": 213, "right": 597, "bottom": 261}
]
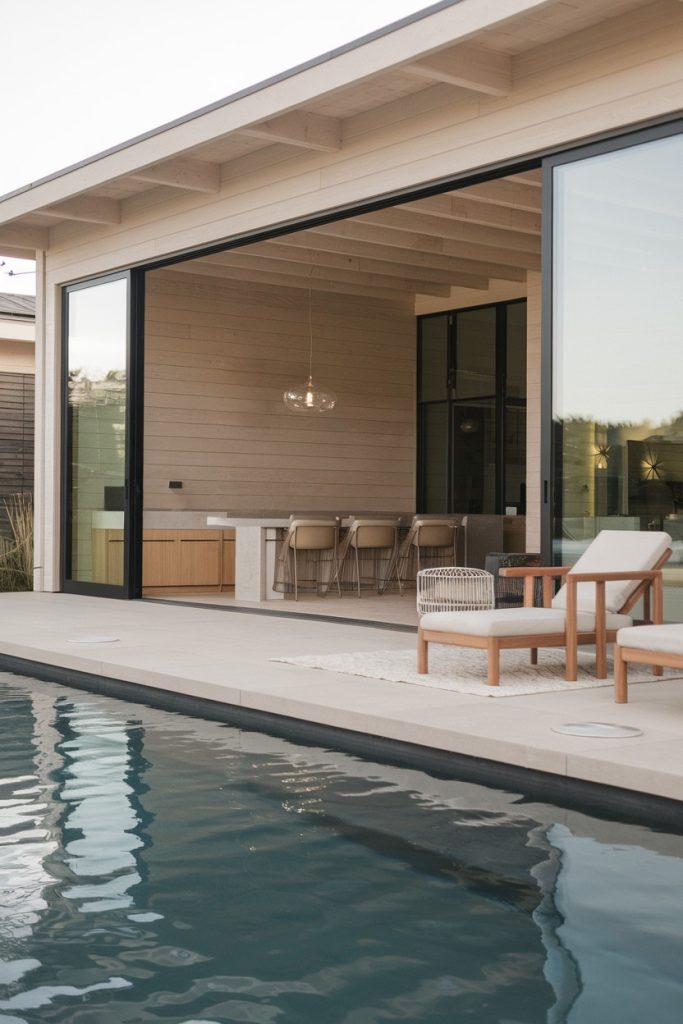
[{"left": 416, "top": 567, "right": 495, "bottom": 615}]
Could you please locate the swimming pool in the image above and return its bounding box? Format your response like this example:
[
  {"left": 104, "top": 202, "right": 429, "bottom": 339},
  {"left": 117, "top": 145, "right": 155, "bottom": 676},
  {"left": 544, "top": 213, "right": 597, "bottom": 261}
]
[{"left": 1, "top": 671, "right": 682, "bottom": 1024}]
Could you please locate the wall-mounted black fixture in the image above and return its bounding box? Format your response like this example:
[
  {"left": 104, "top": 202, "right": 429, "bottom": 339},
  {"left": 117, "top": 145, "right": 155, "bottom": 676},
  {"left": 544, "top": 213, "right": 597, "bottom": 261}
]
[{"left": 168, "top": 480, "right": 183, "bottom": 489}]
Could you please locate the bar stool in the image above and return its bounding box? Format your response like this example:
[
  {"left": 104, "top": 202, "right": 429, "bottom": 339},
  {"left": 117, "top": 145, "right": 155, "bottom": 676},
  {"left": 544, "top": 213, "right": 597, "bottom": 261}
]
[
  {"left": 342, "top": 518, "right": 401, "bottom": 597},
  {"left": 286, "top": 517, "right": 341, "bottom": 600},
  {"left": 397, "top": 517, "right": 461, "bottom": 586}
]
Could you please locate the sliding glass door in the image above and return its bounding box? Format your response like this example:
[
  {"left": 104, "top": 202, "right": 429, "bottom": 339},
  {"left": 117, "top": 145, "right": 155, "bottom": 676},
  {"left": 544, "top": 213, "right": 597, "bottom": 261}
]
[
  {"left": 61, "top": 271, "right": 143, "bottom": 597},
  {"left": 548, "top": 120, "right": 683, "bottom": 617}
]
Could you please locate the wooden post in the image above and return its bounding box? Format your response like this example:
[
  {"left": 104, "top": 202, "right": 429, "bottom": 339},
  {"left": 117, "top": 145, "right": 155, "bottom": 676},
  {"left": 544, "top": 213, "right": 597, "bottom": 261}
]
[
  {"left": 614, "top": 644, "right": 628, "bottom": 703},
  {"left": 487, "top": 639, "right": 500, "bottom": 686},
  {"left": 653, "top": 573, "right": 664, "bottom": 676},
  {"left": 565, "top": 576, "right": 578, "bottom": 681},
  {"left": 417, "top": 630, "right": 428, "bottom": 674},
  {"left": 595, "top": 580, "right": 607, "bottom": 679}
]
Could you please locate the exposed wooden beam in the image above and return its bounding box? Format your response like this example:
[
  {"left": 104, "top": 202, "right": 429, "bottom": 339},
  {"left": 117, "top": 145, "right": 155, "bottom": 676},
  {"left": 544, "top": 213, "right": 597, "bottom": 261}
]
[
  {"left": 131, "top": 156, "right": 220, "bottom": 192},
  {"left": 403, "top": 194, "right": 541, "bottom": 235},
  {"left": 357, "top": 206, "right": 541, "bottom": 255},
  {"left": 0, "top": 223, "right": 49, "bottom": 251},
  {"left": 198, "top": 251, "right": 455, "bottom": 296},
  {"left": 272, "top": 230, "right": 527, "bottom": 282},
  {"left": 239, "top": 110, "right": 342, "bottom": 152},
  {"left": 36, "top": 196, "right": 121, "bottom": 225},
  {"left": 235, "top": 240, "right": 490, "bottom": 290},
  {"left": 404, "top": 43, "right": 512, "bottom": 96},
  {"left": 514, "top": 168, "right": 543, "bottom": 188},
  {"left": 166, "top": 261, "right": 415, "bottom": 302},
  {"left": 452, "top": 179, "right": 542, "bottom": 214},
  {"left": 308, "top": 219, "right": 540, "bottom": 272}
]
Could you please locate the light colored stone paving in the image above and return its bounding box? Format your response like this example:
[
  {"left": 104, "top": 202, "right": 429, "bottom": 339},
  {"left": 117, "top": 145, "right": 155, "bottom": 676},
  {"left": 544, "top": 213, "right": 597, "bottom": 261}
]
[
  {"left": 1, "top": 592, "right": 683, "bottom": 802},
  {"left": 152, "top": 590, "right": 419, "bottom": 626}
]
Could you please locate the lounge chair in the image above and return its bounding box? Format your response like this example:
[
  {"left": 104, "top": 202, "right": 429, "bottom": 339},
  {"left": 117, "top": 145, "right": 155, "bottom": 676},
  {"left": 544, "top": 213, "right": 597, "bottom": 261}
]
[
  {"left": 417, "top": 530, "right": 672, "bottom": 686},
  {"left": 614, "top": 624, "right": 683, "bottom": 703}
]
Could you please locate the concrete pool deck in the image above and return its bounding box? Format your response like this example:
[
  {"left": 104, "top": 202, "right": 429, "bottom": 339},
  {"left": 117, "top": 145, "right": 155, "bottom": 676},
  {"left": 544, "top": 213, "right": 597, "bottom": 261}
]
[{"left": 1, "top": 592, "right": 683, "bottom": 805}]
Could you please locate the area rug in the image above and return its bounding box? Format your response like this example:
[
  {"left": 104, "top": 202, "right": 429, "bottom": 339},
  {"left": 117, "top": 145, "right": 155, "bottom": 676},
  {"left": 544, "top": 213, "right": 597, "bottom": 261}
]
[{"left": 273, "top": 647, "right": 679, "bottom": 698}]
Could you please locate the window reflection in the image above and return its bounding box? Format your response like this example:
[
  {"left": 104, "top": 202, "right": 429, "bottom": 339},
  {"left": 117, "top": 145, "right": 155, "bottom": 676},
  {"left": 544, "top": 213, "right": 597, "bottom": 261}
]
[
  {"left": 552, "top": 131, "right": 683, "bottom": 616},
  {"left": 66, "top": 278, "right": 128, "bottom": 585}
]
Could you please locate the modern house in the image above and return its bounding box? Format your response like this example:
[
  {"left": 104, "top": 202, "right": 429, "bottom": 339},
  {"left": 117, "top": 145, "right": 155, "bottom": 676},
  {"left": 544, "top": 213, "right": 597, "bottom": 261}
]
[
  {"left": 0, "top": 292, "right": 34, "bottom": 535},
  {"left": 0, "top": 0, "right": 681, "bottom": 614}
]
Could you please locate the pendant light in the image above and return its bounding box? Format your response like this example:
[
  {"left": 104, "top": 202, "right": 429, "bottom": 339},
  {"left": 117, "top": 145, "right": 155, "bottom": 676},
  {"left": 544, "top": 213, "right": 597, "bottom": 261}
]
[{"left": 283, "top": 285, "right": 337, "bottom": 412}]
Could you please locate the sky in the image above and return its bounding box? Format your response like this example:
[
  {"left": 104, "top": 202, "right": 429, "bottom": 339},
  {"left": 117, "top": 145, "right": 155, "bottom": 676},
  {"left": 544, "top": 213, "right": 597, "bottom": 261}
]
[{"left": 0, "top": 0, "right": 433, "bottom": 294}]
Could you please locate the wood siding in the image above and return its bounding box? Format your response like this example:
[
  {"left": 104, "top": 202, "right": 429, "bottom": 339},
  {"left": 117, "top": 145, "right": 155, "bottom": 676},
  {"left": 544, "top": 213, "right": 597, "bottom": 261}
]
[
  {"left": 0, "top": 372, "right": 34, "bottom": 536},
  {"left": 143, "top": 270, "right": 416, "bottom": 514}
]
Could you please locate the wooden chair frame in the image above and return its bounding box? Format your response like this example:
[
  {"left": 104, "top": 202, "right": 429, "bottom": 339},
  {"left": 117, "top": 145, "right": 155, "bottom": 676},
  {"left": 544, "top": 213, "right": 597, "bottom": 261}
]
[
  {"left": 614, "top": 641, "right": 682, "bottom": 704},
  {"left": 417, "top": 550, "right": 671, "bottom": 687}
]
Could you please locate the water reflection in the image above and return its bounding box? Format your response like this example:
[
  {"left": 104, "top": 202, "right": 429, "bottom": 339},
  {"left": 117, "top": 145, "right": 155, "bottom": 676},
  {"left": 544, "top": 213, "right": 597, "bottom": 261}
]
[{"left": 0, "top": 673, "right": 682, "bottom": 1023}]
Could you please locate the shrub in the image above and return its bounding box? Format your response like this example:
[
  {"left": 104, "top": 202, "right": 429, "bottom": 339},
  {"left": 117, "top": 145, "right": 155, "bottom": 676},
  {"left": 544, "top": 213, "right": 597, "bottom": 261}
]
[{"left": 0, "top": 493, "right": 34, "bottom": 592}]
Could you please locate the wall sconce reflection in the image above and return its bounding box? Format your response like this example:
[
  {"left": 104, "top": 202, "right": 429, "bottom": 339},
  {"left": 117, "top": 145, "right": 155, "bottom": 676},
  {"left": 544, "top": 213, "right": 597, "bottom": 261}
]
[
  {"left": 641, "top": 447, "right": 663, "bottom": 480},
  {"left": 593, "top": 444, "right": 610, "bottom": 471}
]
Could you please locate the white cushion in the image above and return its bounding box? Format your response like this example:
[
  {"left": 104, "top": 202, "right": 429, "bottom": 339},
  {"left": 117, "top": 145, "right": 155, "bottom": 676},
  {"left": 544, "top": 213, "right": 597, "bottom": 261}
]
[
  {"left": 617, "top": 624, "right": 683, "bottom": 655},
  {"left": 552, "top": 530, "right": 671, "bottom": 614},
  {"left": 420, "top": 607, "right": 632, "bottom": 638}
]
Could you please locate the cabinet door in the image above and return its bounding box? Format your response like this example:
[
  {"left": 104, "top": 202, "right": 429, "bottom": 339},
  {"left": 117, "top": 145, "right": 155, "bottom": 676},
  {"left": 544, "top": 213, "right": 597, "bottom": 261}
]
[
  {"left": 143, "top": 531, "right": 180, "bottom": 587},
  {"left": 179, "top": 532, "right": 222, "bottom": 586}
]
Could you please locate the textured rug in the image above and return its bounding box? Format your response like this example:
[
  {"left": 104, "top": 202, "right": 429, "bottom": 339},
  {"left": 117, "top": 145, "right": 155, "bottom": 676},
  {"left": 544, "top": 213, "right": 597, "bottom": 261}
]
[{"left": 273, "top": 647, "right": 678, "bottom": 698}]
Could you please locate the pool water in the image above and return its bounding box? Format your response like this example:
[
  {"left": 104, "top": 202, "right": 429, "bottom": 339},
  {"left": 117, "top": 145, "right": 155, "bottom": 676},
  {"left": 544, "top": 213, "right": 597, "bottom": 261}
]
[{"left": 1, "top": 674, "right": 683, "bottom": 1024}]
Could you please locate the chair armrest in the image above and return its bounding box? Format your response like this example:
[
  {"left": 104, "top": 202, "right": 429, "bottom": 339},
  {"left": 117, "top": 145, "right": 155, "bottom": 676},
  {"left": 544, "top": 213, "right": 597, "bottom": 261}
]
[
  {"left": 567, "top": 570, "right": 661, "bottom": 583},
  {"left": 499, "top": 565, "right": 570, "bottom": 579}
]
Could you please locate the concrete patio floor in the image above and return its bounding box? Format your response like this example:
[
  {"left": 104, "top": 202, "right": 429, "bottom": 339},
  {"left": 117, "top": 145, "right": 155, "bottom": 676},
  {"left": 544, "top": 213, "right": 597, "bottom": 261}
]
[{"left": 1, "top": 592, "right": 683, "bottom": 805}]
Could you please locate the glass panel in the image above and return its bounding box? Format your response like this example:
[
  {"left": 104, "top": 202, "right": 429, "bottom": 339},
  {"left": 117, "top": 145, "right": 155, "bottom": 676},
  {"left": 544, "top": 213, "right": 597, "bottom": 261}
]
[
  {"left": 505, "top": 404, "right": 527, "bottom": 513},
  {"left": 451, "top": 400, "right": 496, "bottom": 513},
  {"left": 420, "top": 403, "right": 448, "bottom": 512},
  {"left": 419, "top": 315, "right": 448, "bottom": 401},
  {"left": 506, "top": 302, "right": 527, "bottom": 400},
  {"left": 452, "top": 307, "right": 496, "bottom": 399},
  {"left": 552, "top": 131, "right": 683, "bottom": 618},
  {"left": 66, "top": 278, "right": 128, "bottom": 585}
]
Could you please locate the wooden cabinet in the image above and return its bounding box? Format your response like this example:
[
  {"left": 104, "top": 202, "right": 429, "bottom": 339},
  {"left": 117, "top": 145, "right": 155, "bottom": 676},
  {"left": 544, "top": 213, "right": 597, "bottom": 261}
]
[
  {"left": 92, "top": 528, "right": 235, "bottom": 592},
  {"left": 143, "top": 529, "right": 235, "bottom": 594}
]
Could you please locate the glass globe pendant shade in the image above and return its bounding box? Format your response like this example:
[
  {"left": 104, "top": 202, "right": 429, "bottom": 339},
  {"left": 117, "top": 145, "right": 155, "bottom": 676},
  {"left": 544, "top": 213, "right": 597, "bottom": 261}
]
[{"left": 283, "top": 374, "right": 337, "bottom": 412}]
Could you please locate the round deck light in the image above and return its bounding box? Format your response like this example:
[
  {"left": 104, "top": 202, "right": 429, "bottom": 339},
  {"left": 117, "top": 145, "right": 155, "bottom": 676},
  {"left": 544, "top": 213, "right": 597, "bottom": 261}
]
[{"left": 551, "top": 722, "right": 642, "bottom": 738}]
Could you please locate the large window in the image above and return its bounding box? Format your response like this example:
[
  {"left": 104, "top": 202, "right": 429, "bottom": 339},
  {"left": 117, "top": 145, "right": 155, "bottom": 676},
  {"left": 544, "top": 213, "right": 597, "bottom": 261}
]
[
  {"left": 550, "top": 124, "right": 683, "bottom": 614},
  {"left": 63, "top": 274, "right": 134, "bottom": 594},
  {"left": 418, "top": 300, "right": 527, "bottom": 514}
]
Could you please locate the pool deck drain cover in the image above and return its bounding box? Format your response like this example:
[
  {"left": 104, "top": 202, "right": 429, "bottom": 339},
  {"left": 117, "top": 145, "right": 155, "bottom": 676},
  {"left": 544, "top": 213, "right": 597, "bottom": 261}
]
[
  {"left": 552, "top": 722, "right": 643, "bottom": 739},
  {"left": 66, "top": 633, "right": 120, "bottom": 644}
]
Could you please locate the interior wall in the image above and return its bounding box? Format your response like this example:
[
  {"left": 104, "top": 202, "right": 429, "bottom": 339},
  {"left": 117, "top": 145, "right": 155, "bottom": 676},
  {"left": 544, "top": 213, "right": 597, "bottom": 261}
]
[{"left": 143, "top": 270, "right": 416, "bottom": 515}]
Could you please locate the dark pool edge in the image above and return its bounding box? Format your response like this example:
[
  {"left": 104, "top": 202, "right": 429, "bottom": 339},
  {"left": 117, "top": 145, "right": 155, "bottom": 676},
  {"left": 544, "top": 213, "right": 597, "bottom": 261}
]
[
  {"left": 143, "top": 597, "right": 417, "bottom": 632},
  {"left": 2, "top": 651, "right": 681, "bottom": 832}
]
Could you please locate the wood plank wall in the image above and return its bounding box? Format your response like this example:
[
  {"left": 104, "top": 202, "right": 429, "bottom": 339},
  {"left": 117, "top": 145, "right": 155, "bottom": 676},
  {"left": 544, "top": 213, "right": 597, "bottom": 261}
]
[
  {"left": 143, "top": 270, "right": 417, "bottom": 514},
  {"left": 0, "top": 372, "right": 34, "bottom": 537}
]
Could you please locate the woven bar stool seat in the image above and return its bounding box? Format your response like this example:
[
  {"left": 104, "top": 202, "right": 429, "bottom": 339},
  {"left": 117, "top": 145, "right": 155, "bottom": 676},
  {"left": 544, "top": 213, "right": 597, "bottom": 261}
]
[{"left": 416, "top": 567, "right": 495, "bottom": 616}]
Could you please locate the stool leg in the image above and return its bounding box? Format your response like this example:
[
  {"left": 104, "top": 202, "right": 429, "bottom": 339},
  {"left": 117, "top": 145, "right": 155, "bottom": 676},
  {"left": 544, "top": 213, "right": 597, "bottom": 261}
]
[
  {"left": 355, "top": 546, "right": 361, "bottom": 598},
  {"left": 530, "top": 648, "right": 538, "bottom": 665}
]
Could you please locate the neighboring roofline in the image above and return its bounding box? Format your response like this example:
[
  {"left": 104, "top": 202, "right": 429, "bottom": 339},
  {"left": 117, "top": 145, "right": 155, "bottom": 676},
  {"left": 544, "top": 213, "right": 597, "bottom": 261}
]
[{"left": 0, "top": 0, "right": 461, "bottom": 205}]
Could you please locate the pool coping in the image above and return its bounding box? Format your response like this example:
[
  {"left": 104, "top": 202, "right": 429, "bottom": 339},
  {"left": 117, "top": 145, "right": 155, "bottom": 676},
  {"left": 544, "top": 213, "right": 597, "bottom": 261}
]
[{"left": 3, "top": 650, "right": 682, "bottom": 833}]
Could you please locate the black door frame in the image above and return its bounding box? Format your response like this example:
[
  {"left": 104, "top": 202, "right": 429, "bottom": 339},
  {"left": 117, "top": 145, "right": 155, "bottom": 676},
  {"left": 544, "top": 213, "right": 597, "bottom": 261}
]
[
  {"left": 60, "top": 269, "right": 145, "bottom": 598},
  {"left": 540, "top": 114, "right": 683, "bottom": 564}
]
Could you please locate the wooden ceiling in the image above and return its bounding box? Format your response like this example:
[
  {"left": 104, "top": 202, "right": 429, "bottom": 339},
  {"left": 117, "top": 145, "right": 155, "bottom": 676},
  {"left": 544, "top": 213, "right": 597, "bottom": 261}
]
[
  {"left": 172, "top": 170, "right": 542, "bottom": 300},
  {"left": 0, "top": 0, "right": 668, "bottom": 261}
]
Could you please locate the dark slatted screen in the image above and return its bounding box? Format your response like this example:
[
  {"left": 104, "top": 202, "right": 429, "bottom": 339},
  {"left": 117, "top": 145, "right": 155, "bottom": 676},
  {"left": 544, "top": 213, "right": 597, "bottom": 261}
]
[{"left": 0, "top": 372, "right": 34, "bottom": 537}]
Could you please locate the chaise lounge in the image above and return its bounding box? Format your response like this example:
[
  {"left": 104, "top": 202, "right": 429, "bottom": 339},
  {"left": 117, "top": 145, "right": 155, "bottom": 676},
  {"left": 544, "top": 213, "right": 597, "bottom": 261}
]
[
  {"left": 417, "top": 530, "right": 672, "bottom": 686},
  {"left": 614, "top": 624, "right": 683, "bottom": 703}
]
